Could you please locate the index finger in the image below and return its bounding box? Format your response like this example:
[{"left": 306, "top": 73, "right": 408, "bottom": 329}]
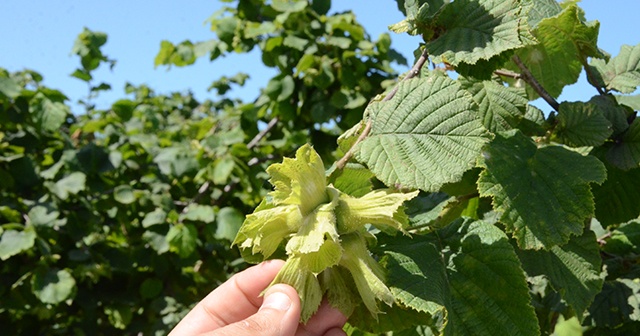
[{"left": 169, "top": 259, "right": 285, "bottom": 335}]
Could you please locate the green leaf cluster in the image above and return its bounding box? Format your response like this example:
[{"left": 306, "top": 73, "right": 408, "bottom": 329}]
[
  {"left": 4, "top": 0, "right": 640, "bottom": 335},
  {"left": 0, "top": 0, "right": 403, "bottom": 332},
  {"left": 0, "top": 68, "right": 258, "bottom": 333},
  {"left": 333, "top": 0, "right": 640, "bottom": 334},
  {"left": 154, "top": 0, "right": 406, "bottom": 131}
]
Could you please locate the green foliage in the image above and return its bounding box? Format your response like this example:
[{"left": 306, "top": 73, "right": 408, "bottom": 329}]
[
  {"left": 380, "top": 219, "right": 539, "bottom": 335},
  {"left": 478, "top": 130, "right": 606, "bottom": 249},
  {"left": 517, "top": 229, "right": 603, "bottom": 319},
  {"left": 604, "top": 118, "right": 640, "bottom": 170},
  {"left": 589, "top": 44, "right": 640, "bottom": 94},
  {"left": 425, "top": 0, "right": 536, "bottom": 67},
  {"left": 3, "top": 0, "right": 640, "bottom": 335},
  {"left": 553, "top": 101, "right": 613, "bottom": 147},
  {"left": 0, "top": 1, "right": 401, "bottom": 333},
  {"left": 0, "top": 228, "right": 36, "bottom": 260},
  {"left": 154, "top": 0, "right": 405, "bottom": 131},
  {"left": 459, "top": 76, "right": 529, "bottom": 132},
  {"left": 355, "top": 72, "right": 492, "bottom": 192},
  {"left": 508, "top": 4, "right": 600, "bottom": 99},
  {"left": 0, "top": 67, "right": 256, "bottom": 333}
]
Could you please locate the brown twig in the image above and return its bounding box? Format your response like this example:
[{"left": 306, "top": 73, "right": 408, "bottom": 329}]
[
  {"left": 216, "top": 116, "right": 280, "bottom": 197},
  {"left": 597, "top": 232, "right": 611, "bottom": 246},
  {"left": 247, "top": 116, "right": 280, "bottom": 149},
  {"left": 511, "top": 55, "right": 560, "bottom": 111},
  {"left": 182, "top": 116, "right": 277, "bottom": 211},
  {"left": 247, "top": 154, "right": 276, "bottom": 166},
  {"left": 180, "top": 181, "right": 212, "bottom": 214},
  {"left": 494, "top": 69, "right": 522, "bottom": 79},
  {"left": 336, "top": 48, "right": 430, "bottom": 169}
]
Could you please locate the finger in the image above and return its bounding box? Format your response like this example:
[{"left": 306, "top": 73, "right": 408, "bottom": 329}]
[
  {"left": 297, "top": 299, "right": 348, "bottom": 336},
  {"left": 205, "top": 284, "right": 301, "bottom": 336},
  {"left": 322, "top": 327, "right": 347, "bottom": 336},
  {"left": 169, "top": 259, "right": 285, "bottom": 335}
]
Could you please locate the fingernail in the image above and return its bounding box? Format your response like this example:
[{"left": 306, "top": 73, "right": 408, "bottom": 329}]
[{"left": 260, "top": 291, "right": 292, "bottom": 312}]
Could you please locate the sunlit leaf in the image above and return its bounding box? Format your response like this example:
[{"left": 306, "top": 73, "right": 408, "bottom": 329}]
[
  {"left": 212, "top": 155, "right": 235, "bottom": 185},
  {"left": 590, "top": 44, "right": 640, "bottom": 94},
  {"left": 0, "top": 228, "right": 36, "bottom": 261},
  {"left": 28, "top": 204, "right": 61, "bottom": 228},
  {"left": 272, "top": 0, "right": 307, "bottom": 12},
  {"left": 552, "top": 316, "right": 582, "bottom": 336},
  {"left": 142, "top": 208, "right": 167, "bottom": 228},
  {"left": 105, "top": 304, "right": 133, "bottom": 330},
  {"left": 0, "top": 76, "right": 22, "bottom": 98},
  {"left": 427, "top": 0, "right": 536, "bottom": 66},
  {"left": 523, "top": 0, "right": 562, "bottom": 28},
  {"left": 48, "top": 172, "right": 86, "bottom": 200},
  {"left": 142, "top": 230, "right": 169, "bottom": 254},
  {"left": 31, "top": 268, "right": 76, "bottom": 304},
  {"left": 510, "top": 4, "right": 600, "bottom": 99},
  {"left": 114, "top": 185, "right": 136, "bottom": 204},
  {"left": 215, "top": 207, "right": 243, "bottom": 241},
  {"left": 330, "top": 164, "right": 375, "bottom": 198},
  {"left": 32, "top": 94, "right": 69, "bottom": 132},
  {"left": 356, "top": 73, "right": 492, "bottom": 192},
  {"left": 180, "top": 204, "right": 215, "bottom": 223},
  {"left": 602, "top": 220, "right": 640, "bottom": 256},
  {"left": 460, "top": 77, "right": 528, "bottom": 132},
  {"left": 166, "top": 223, "right": 198, "bottom": 258},
  {"left": 615, "top": 94, "right": 640, "bottom": 111}
]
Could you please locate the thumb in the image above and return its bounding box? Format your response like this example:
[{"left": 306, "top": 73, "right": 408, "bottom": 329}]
[{"left": 210, "top": 284, "right": 301, "bottom": 336}]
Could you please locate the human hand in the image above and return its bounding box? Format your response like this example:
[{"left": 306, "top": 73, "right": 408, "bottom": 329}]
[{"left": 169, "top": 259, "right": 348, "bottom": 336}]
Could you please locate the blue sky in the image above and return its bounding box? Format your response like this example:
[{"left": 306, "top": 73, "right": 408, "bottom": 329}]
[{"left": 1, "top": 1, "right": 638, "bottom": 114}]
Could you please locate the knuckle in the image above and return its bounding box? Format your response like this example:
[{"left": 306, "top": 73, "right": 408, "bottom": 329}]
[{"left": 237, "top": 314, "right": 279, "bottom": 334}]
